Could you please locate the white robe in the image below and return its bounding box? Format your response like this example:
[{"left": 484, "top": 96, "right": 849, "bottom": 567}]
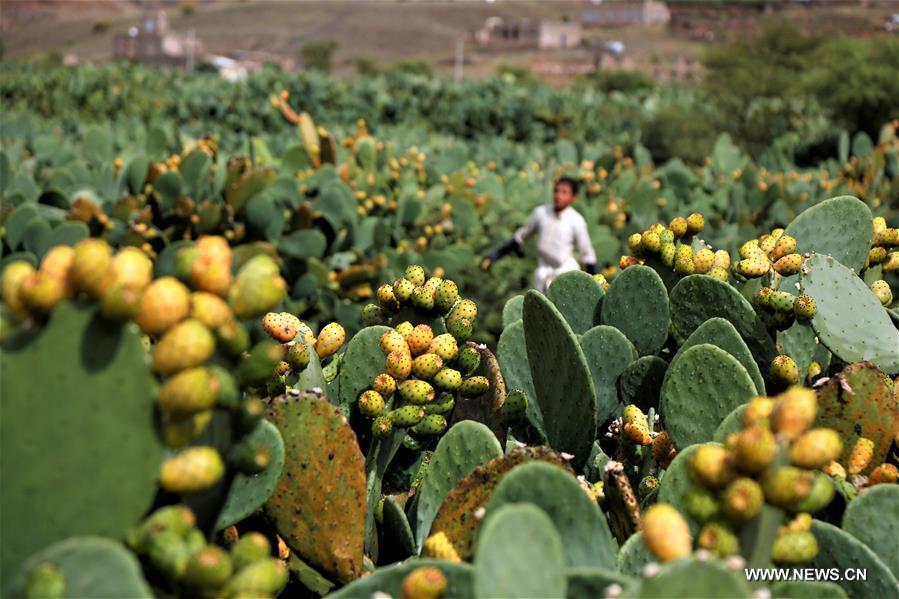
[{"left": 514, "top": 204, "right": 597, "bottom": 292}]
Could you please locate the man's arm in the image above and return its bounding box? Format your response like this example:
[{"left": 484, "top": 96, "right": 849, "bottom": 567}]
[
  {"left": 574, "top": 213, "right": 598, "bottom": 274},
  {"left": 481, "top": 207, "right": 540, "bottom": 270}
]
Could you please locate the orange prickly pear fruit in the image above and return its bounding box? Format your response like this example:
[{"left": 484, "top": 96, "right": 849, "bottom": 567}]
[
  {"left": 743, "top": 396, "right": 775, "bottom": 427},
  {"left": 40, "top": 245, "right": 75, "bottom": 291},
  {"left": 110, "top": 247, "right": 153, "bottom": 290},
  {"left": 134, "top": 277, "right": 192, "bottom": 336},
  {"left": 315, "top": 322, "right": 345, "bottom": 358},
  {"left": 847, "top": 437, "right": 874, "bottom": 475},
  {"left": 190, "top": 255, "right": 232, "bottom": 297},
  {"left": 262, "top": 312, "right": 300, "bottom": 343},
  {"left": 868, "top": 463, "right": 898, "bottom": 485},
  {"left": 722, "top": 477, "right": 764, "bottom": 521},
  {"left": 386, "top": 349, "right": 412, "bottom": 381},
  {"left": 19, "top": 271, "right": 67, "bottom": 315},
  {"left": 405, "top": 324, "right": 434, "bottom": 356},
  {"left": 401, "top": 566, "right": 447, "bottom": 599},
  {"left": 373, "top": 373, "right": 397, "bottom": 398},
  {"left": 652, "top": 431, "right": 677, "bottom": 469},
  {"left": 643, "top": 503, "right": 691, "bottom": 562},
  {"left": 772, "top": 235, "right": 797, "bottom": 261}
]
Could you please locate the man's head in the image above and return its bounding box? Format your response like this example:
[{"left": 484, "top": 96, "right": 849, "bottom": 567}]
[{"left": 553, "top": 177, "right": 579, "bottom": 212}]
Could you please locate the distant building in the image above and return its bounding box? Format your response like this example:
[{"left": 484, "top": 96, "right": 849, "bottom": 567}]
[
  {"left": 538, "top": 21, "right": 582, "bottom": 49},
  {"left": 474, "top": 17, "right": 581, "bottom": 50},
  {"left": 113, "top": 11, "right": 202, "bottom": 68},
  {"left": 581, "top": 1, "right": 670, "bottom": 27}
]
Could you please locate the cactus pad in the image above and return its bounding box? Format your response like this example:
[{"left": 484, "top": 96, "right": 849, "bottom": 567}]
[
  {"left": 336, "top": 325, "right": 391, "bottom": 412},
  {"left": 567, "top": 568, "right": 636, "bottom": 598},
  {"left": 547, "top": 270, "right": 605, "bottom": 335},
  {"left": 629, "top": 557, "right": 752, "bottom": 598},
  {"left": 771, "top": 581, "right": 848, "bottom": 599},
  {"left": 617, "top": 355, "right": 668, "bottom": 413},
  {"left": 657, "top": 443, "right": 712, "bottom": 535},
  {"left": 328, "top": 559, "right": 474, "bottom": 599},
  {"left": 842, "top": 485, "right": 899, "bottom": 578},
  {"left": 501, "top": 294, "right": 524, "bottom": 328},
  {"left": 677, "top": 317, "right": 765, "bottom": 395},
  {"left": 580, "top": 325, "right": 638, "bottom": 424},
  {"left": 713, "top": 405, "right": 748, "bottom": 444},
  {"left": 616, "top": 532, "right": 651, "bottom": 577},
  {"left": 600, "top": 265, "right": 669, "bottom": 356},
  {"left": 496, "top": 320, "right": 544, "bottom": 442},
  {"left": 783, "top": 195, "right": 873, "bottom": 273},
  {"left": 809, "top": 520, "right": 898, "bottom": 599},
  {"left": 377, "top": 496, "right": 416, "bottom": 565}
]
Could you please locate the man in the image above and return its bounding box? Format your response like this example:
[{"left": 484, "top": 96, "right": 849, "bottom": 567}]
[{"left": 481, "top": 176, "right": 597, "bottom": 292}]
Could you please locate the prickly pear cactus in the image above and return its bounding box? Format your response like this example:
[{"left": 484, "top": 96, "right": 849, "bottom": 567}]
[
  {"left": 546, "top": 270, "right": 605, "bottom": 335},
  {"left": 617, "top": 355, "right": 668, "bottom": 412},
  {"left": 676, "top": 317, "right": 765, "bottom": 395},
  {"left": 496, "top": 319, "right": 544, "bottom": 441},
  {"left": 580, "top": 324, "right": 638, "bottom": 424},
  {"left": 336, "top": 324, "right": 392, "bottom": 413},
  {"left": 329, "top": 559, "right": 474, "bottom": 599},
  {"left": 783, "top": 195, "right": 873, "bottom": 272},
  {"left": 627, "top": 557, "right": 753, "bottom": 598},
  {"left": 842, "top": 485, "right": 899, "bottom": 578},
  {"left": 808, "top": 520, "right": 898, "bottom": 599},
  {"left": 599, "top": 265, "right": 669, "bottom": 356}
]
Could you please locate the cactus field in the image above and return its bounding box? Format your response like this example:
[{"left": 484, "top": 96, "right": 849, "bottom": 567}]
[{"left": 1, "top": 62, "right": 898, "bottom": 599}]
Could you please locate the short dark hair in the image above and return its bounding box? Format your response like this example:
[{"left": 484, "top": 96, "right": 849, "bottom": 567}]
[{"left": 554, "top": 176, "right": 580, "bottom": 196}]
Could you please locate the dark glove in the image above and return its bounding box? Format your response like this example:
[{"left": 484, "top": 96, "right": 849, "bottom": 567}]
[
  {"left": 584, "top": 262, "right": 598, "bottom": 275},
  {"left": 482, "top": 238, "right": 522, "bottom": 271}
]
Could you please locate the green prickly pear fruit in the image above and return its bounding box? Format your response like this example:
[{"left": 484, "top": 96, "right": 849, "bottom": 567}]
[
  {"left": 381, "top": 329, "right": 407, "bottom": 355},
  {"left": 792, "top": 472, "right": 835, "bottom": 513},
  {"left": 160, "top": 446, "right": 225, "bottom": 493},
  {"left": 847, "top": 437, "right": 874, "bottom": 474},
  {"left": 770, "top": 387, "right": 816, "bottom": 440},
  {"left": 160, "top": 410, "right": 213, "bottom": 448},
  {"left": 767, "top": 291, "right": 796, "bottom": 313},
  {"left": 405, "top": 265, "right": 426, "bottom": 287},
  {"left": 377, "top": 284, "right": 400, "bottom": 312},
  {"left": 433, "top": 367, "right": 462, "bottom": 391},
  {"left": 393, "top": 278, "right": 415, "bottom": 303},
  {"left": 358, "top": 390, "right": 386, "bottom": 417},
  {"left": 72, "top": 238, "right": 113, "bottom": 299},
  {"left": 660, "top": 243, "right": 676, "bottom": 268},
  {"left": 459, "top": 375, "right": 489, "bottom": 397},
  {"left": 448, "top": 298, "right": 477, "bottom": 323},
  {"left": 669, "top": 216, "right": 688, "bottom": 238},
  {"left": 686, "top": 212, "right": 704, "bottom": 234},
  {"left": 790, "top": 429, "right": 842, "bottom": 470},
  {"left": 315, "top": 322, "right": 345, "bottom": 358},
  {"left": 216, "top": 318, "right": 250, "bottom": 356},
  {"left": 25, "top": 562, "right": 65, "bottom": 599},
  {"left": 774, "top": 253, "right": 803, "bottom": 275},
  {"left": 402, "top": 566, "right": 448, "bottom": 599},
  {"left": 389, "top": 405, "right": 426, "bottom": 427},
  {"left": 638, "top": 475, "right": 660, "bottom": 498},
  {"left": 761, "top": 466, "right": 814, "bottom": 508},
  {"left": 412, "top": 414, "right": 448, "bottom": 437},
  {"left": 793, "top": 295, "right": 816, "bottom": 320},
  {"left": 373, "top": 373, "right": 397, "bottom": 398},
  {"left": 446, "top": 316, "right": 472, "bottom": 343},
  {"left": 405, "top": 324, "right": 434, "bottom": 356},
  {"left": 733, "top": 425, "right": 777, "bottom": 474},
  {"left": 772, "top": 532, "right": 818, "bottom": 564},
  {"left": 756, "top": 286, "right": 774, "bottom": 309},
  {"left": 184, "top": 546, "right": 233, "bottom": 591},
  {"left": 413, "top": 352, "right": 444, "bottom": 382},
  {"left": 227, "top": 558, "right": 289, "bottom": 597},
  {"left": 641, "top": 230, "right": 661, "bottom": 253},
  {"left": 683, "top": 487, "right": 721, "bottom": 522},
  {"left": 690, "top": 445, "right": 735, "bottom": 488},
  {"left": 772, "top": 234, "right": 797, "bottom": 261},
  {"left": 697, "top": 523, "right": 739, "bottom": 558},
  {"left": 428, "top": 333, "right": 458, "bottom": 362},
  {"left": 174, "top": 247, "right": 200, "bottom": 283},
  {"left": 153, "top": 319, "right": 215, "bottom": 375},
  {"left": 372, "top": 415, "right": 394, "bottom": 439},
  {"left": 425, "top": 392, "right": 455, "bottom": 415},
  {"left": 100, "top": 283, "right": 143, "bottom": 321},
  {"left": 229, "top": 437, "right": 272, "bottom": 475},
  {"left": 780, "top": 513, "right": 812, "bottom": 535},
  {"left": 659, "top": 229, "right": 675, "bottom": 245},
  {"left": 386, "top": 349, "right": 413, "bottom": 381},
  {"left": 870, "top": 279, "right": 893, "bottom": 306},
  {"left": 593, "top": 273, "right": 610, "bottom": 292},
  {"left": 362, "top": 303, "right": 387, "bottom": 327},
  {"left": 722, "top": 477, "right": 764, "bottom": 521},
  {"left": 228, "top": 255, "right": 286, "bottom": 320},
  {"left": 403, "top": 434, "right": 423, "bottom": 451},
  {"left": 434, "top": 279, "right": 460, "bottom": 313},
  {"left": 158, "top": 367, "right": 220, "bottom": 414},
  {"left": 129, "top": 505, "right": 196, "bottom": 552},
  {"left": 455, "top": 344, "right": 481, "bottom": 375},
  {"left": 770, "top": 355, "right": 800, "bottom": 387},
  {"left": 693, "top": 248, "right": 714, "bottom": 274},
  {"left": 398, "top": 379, "right": 435, "bottom": 405},
  {"left": 231, "top": 533, "right": 271, "bottom": 571},
  {"left": 237, "top": 341, "right": 285, "bottom": 387},
  {"left": 287, "top": 341, "right": 310, "bottom": 372},
  {"left": 500, "top": 389, "right": 527, "bottom": 423},
  {"left": 643, "top": 503, "right": 692, "bottom": 562},
  {"left": 146, "top": 529, "right": 190, "bottom": 581},
  {"left": 412, "top": 286, "right": 435, "bottom": 310}
]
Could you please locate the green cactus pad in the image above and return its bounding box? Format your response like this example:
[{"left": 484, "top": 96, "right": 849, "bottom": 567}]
[
  {"left": 412, "top": 421, "right": 503, "bottom": 552},
  {"left": 547, "top": 270, "right": 605, "bottom": 335},
  {"left": 783, "top": 195, "right": 873, "bottom": 272},
  {"left": 214, "top": 419, "right": 285, "bottom": 531},
  {"left": 777, "top": 320, "right": 831, "bottom": 383},
  {"left": 799, "top": 254, "right": 899, "bottom": 373},
  {"left": 660, "top": 345, "right": 757, "bottom": 449},
  {"left": 429, "top": 446, "right": 572, "bottom": 559},
  {"left": 377, "top": 496, "right": 416, "bottom": 565},
  {"left": 496, "top": 319, "right": 545, "bottom": 442},
  {"left": 669, "top": 275, "right": 776, "bottom": 372},
  {"left": 484, "top": 461, "right": 617, "bottom": 569},
  {"left": 842, "top": 484, "right": 899, "bottom": 578},
  {"left": 501, "top": 295, "right": 524, "bottom": 329},
  {"left": 580, "top": 325, "right": 638, "bottom": 423},
  {"left": 616, "top": 532, "right": 652, "bottom": 577},
  {"left": 336, "top": 325, "right": 392, "bottom": 413},
  {"left": 286, "top": 553, "right": 335, "bottom": 596},
  {"left": 328, "top": 559, "right": 474, "bottom": 599},
  {"left": 657, "top": 443, "right": 712, "bottom": 535},
  {"left": 676, "top": 317, "right": 765, "bottom": 395},
  {"left": 809, "top": 520, "right": 898, "bottom": 599},
  {"left": 4, "top": 537, "right": 152, "bottom": 598},
  {"left": 617, "top": 356, "right": 668, "bottom": 413},
  {"left": 600, "top": 265, "right": 669, "bottom": 356},
  {"left": 264, "top": 393, "right": 366, "bottom": 583},
  {"left": 771, "top": 581, "right": 848, "bottom": 599},
  {"left": 364, "top": 431, "right": 405, "bottom": 556},
  {"left": 623, "top": 557, "right": 752, "bottom": 598},
  {"left": 815, "top": 362, "right": 899, "bottom": 472},
  {"left": 523, "top": 290, "right": 597, "bottom": 468},
  {"left": 713, "top": 405, "right": 748, "bottom": 444},
  {"left": 474, "top": 504, "right": 567, "bottom": 599},
  {"left": 567, "top": 568, "right": 636, "bottom": 598},
  {"left": 0, "top": 302, "right": 163, "bottom": 582}
]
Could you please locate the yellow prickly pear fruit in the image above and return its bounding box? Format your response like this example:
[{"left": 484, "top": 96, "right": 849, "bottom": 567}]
[
  {"left": 386, "top": 349, "right": 413, "bottom": 381},
  {"left": 393, "top": 278, "right": 415, "bottom": 303},
  {"left": 722, "top": 477, "right": 764, "bottom": 521},
  {"left": 628, "top": 233, "right": 643, "bottom": 254},
  {"left": 643, "top": 504, "right": 691, "bottom": 562},
  {"left": 158, "top": 367, "right": 220, "bottom": 414},
  {"left": 772, "top": 235, "right": 797, "bottom": 261},
  {"left": 870, "top": 280, "right": 892, "bottom": 307},
  {"left": 405, "top": 324, "right": 434, "bottom": 356},
  {"left": 759, "top": 234, "right": 777, "bottom": 256},
  {"left": 674, "top": 255, "right": 694, "bottom": 275},
  {"left": 622, "top": 405, "right": 652, "bottom": 445},
  {"left": 401, "top": 566, "right": 447, "bottom": 599},
  {"left": 743, "top": 396, "right": 775, "bottom": 427},
  {"left": 40, "top": 245, "right": 75, "bottom": 291},
  {"left": 373, "top": 374, "right": 396, "bottom": 398},
  {"left": 713, "top": 249, "right": 731, "bottom": 270},
  {"left": 773, "top": 253, "right": 803, "bottom": 276},
  {"left": 733, "top": 425, "right": 777, "bottom": 474},
  {"left": 620, "top": 255, "right": 641, "bottom": 270},
  {"left": 262, "top": 312, "right": 301, "bottom": 343},
  {"left": 428, "top": 333, "right": 458, "bottom": 362},
  {"left": 377, "top": 284, "right": 400, "bottom": 312},
  {"left": 847, "top": 437, "right": 874, "bottom": 475},
  {"left": 134, "top": 277, "right": 192, "bottom": 336},
  {"left": 652, "top": 431, "right": 676, "bottom": 469},
  {"left": 693, "top": 248, "right": 714, "bottom": 274},
  {"left": 770, "top": 387, "right": 817, "bottom": 440},
  {"left": 19, "top": 271, "right": 67, "bottom": 315},
  {"left": 195, "top": 235, "right": 232, "bottom": 264},
  {"left": 160, "top": 446, "right": 225, "bottom": 493},
  {"left": 161, "top": 410, "right": 213, "bottom": 448},
  {"left": 190, "top": 292, "right": 232, "bottom": 330},
  {"left": 708, "top": 266, "right": 729, "bottom": 281},
  {"left": 789, "top": 429, "right": 842, "bottom": 470},
  {"left": 71, "top": 238, "right": 113, "bottom": 298},
  {"left": 739, "top": 240, "right": 765, "bottom": 260},
  {"left": 593, "top": 273, "right": 610, "bottom": 292},
  {"left": 736, "top": 256, "right": 770, "bottom": 278},
  {"left": 660, "top": 243, "right": 676, "bottom": 268},
  {"left": 770, "top": 355, "right": 800, "bottom": 387},
  {"left": 780, "top": 513, "right": 812, "bottom": 535},
  {"left": 380, "top": 329, "right": 407, "bottom": 355},
  {"left": 690, "top": 445, "right": 735, "bottom": 488},
  {"left": 421, "top": 532, "right": 461, "bottom": 563},
  {"left": 110, "top": 247, "right": 153, "bottom": 290},
  {"left": 315, "top": 322, "right": 345, "bottom": 358},
  {"left": 686, "top": 212, "right": 704, "bottom": 234},
  {"left": 100, "top": 283, "right": 143, "bottom": 321},
  {"left": 669, "top": 216, "right": 688, "bottom": 238},
  {"left": 395, "top": 320, "right": 414, "bottom": 337},
  {"left": 868, "top": 463, "right": 899, "bottom": 485},
  {"left": 822, "top": 461, "right": 846, "bottom": 478},
  {"left": 153, "top": 319, "right": 215, "bottom": 375},
  {"left": 190, "top": 256, "right": 232, "bottom": 297},
  {"left": 641, "top": 230, "right": 661, "bottom": 253},
  {"left": 2, "top": 261, "right": 36, "bottom": 318},
  {"left": 761, "top": 466, "right": 814, "bottom": 508}
]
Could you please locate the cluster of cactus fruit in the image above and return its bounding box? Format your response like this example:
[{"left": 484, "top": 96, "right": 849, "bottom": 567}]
[{"left": 620, "top": 212, "right": 731, "bottom": 279}]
